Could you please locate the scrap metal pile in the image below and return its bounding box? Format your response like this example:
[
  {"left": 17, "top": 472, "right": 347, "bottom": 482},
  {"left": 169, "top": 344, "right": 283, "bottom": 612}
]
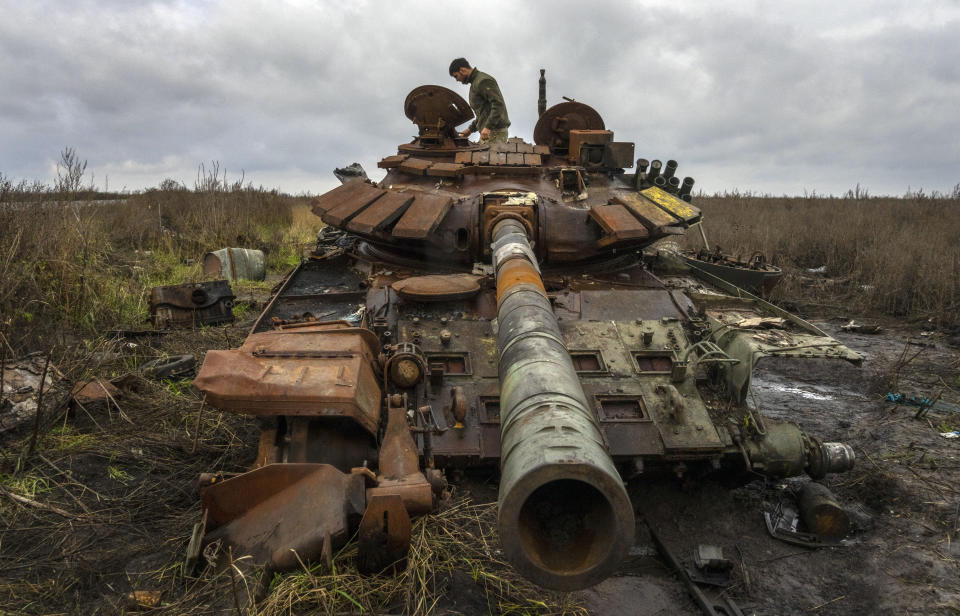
[{"left": 189, "top": 74, "right": 862, "bottom": 592}]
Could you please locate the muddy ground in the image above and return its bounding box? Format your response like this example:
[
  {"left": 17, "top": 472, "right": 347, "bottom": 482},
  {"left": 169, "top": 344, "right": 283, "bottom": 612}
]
[{"left": 2, "top": 307, "right": 959, "bottom": 615}]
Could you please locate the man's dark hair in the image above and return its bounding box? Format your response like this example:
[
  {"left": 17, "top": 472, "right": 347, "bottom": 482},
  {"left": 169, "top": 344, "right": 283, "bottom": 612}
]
[{"left": 449, "top": 58, "right": 471, "bottom": 75}]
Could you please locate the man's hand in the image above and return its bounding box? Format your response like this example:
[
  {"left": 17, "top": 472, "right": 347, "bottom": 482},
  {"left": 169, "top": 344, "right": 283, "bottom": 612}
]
[
  {"left": 480, "top": 127, "right": 491, "bottom": 140},
  {"left": 459, "top": 128, "right": 472, "bottom": 138}
]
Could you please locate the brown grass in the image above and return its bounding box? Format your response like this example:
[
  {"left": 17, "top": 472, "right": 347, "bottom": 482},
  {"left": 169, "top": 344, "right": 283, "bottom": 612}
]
[
  {"left": 0, "top": 156, "right": 319, "bottom": 353},
  {"left": 685, "top": 192, "right": 960, "bottom": 327}
]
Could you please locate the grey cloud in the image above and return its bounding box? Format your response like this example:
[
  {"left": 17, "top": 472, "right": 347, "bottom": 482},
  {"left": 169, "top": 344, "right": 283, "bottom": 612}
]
[{"left": 1, "top": 0, "right": 958, "bottom": 196}]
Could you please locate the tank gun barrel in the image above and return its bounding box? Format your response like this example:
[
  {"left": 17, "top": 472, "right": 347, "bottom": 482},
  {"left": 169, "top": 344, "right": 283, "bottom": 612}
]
[{"left": 492, "top": 217, "right": 634, "bottom": 591}]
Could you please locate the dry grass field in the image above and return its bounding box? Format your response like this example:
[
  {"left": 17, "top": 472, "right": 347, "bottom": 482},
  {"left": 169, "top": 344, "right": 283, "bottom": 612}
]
[
  {"left": 687, "top": 190, "right": 960, "bottom": 328},
  {"left": 1, "top": 156, "right": 958, "bottom": 614}
]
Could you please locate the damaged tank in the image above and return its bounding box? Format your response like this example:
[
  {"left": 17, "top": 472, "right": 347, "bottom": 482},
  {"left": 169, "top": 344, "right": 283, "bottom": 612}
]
[{"left": 191, "top": 72, "right": 861, "bottom": 592}]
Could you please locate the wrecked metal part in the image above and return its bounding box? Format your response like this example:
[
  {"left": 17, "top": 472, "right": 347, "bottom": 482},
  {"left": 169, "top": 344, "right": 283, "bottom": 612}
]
[
  {"left": 333, "top": 162, "right": 368, "bottom": 184},
  {"left": 689, "top": 545, "right": 734, "bottom": 588},
  {"left": 201, "top": 463, "right": 368, "bottom": 570},
  {"left": 140, "top": 354, "right": 196, "bottom": 380},
  {"left": 149, "top": 280, "right": 235, "bottom": 329},
  {"left": 764, "top": 501, "right": 837, "bottom": 548},
  {"left": 799, "top": 481, "right": 851, "bottom": 540},
  {"left": 681, "top": 248, "right": 783, "bottom": 297},
  {"left": 191, "top": 79, "right": 862, "bottom": 594},
  {"left": 1, "top": 354, "right": 62, "bottom": 433},
  {"left": 645, "top": 520, "right": 746, "bottom": 616}
]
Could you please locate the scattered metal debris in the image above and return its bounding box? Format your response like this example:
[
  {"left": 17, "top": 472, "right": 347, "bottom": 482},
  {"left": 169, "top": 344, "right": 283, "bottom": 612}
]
[
  {"left": 799, "top": 482, "right": 851, "bottom": 540},
  {"left": 689, "top": 545, "right": 734, "bottom": 588},
  {"left": 141, "top": 354, "right": 196, "bottom": 380},
  {"left": 333, "top": 162, "right": 368, "bottom": 184},
  {"left": 71, "top": 379, "right": 121, "bottom": 407},
  {"left": 841, "top": 320, "right": 882, "bottom": 334},
  {"left": 1, "top": 354, "right": 61, "bottom": 433},
  {"left": 645, "top": 521, "right": 745, "bottom": 616},
  {"left": 149, "top": 281, "right": 235, "bottom": 329}
]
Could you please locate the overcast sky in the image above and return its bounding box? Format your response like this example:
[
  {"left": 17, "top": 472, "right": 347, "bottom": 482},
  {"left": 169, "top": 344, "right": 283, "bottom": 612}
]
[{"left": 2, "top": 0, "right": 958, "bottom": 196}]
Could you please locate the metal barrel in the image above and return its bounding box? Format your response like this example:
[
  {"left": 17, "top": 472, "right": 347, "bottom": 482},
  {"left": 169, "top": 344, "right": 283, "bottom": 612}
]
[
  {"left": 653, "top": 175, "right": 667, "bottom": 188},
  {"left": 202, "top": 248, "right": 266, "bottom": 282},
  {"left": 647, "top": 159, "right": 662, "bottom": 181},
  {"left": 492, "top": 217, "right": 634, "bottom": 591},
  {"left": 679, "top": 176, "right": 695, "bottom": 198},
  {"left": 663, "top": 159, "right": 678, "bottom": 180},
  {"left": 635, "top": 159, "right": 650, "bottom": 190},
  {"left": 667, "top": 176, "right": 681, "bottom": 194}
]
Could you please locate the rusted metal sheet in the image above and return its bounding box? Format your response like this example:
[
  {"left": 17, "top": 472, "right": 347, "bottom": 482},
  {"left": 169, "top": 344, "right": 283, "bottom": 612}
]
[
  {"left": 322, "top": 183, "right": 385, "bottom": 227},
  {"left": 454, "top": 151, "right": 472, "bottom": 164},
  {"left": 201, "top": 463, "right": 367, "bottom": 570},
  {"left": 378, "top": 154, "right": 409, "bottom": 169},
  {"left": 522, "top": 153, "right": 542, "bottom": 166},
  {"left": 427, "top": 162, "right": 465, "bottom": 177},
  {"left": 347, "top": 191, "right": 414, "bottom": 235},
  {"left": 399, "top": 158, "right": 434, "bottom": 176},
  {"left": 149, "top": 280, "right": 234, "bottom": 329},
  {"left": 193, "top": 322, "right": 382, "bottom": 435},
  {"left": 312, "top": 179, "right": 375, "bottom": 216},
  {"left": 357, "top": 494, "right": 411, "bottom": 573},
  {"left": 391, "top": 193, "right": 453, "bottom": 239},
  {"left": 590, "top": 203, "right": 650, "bottom": 246}
]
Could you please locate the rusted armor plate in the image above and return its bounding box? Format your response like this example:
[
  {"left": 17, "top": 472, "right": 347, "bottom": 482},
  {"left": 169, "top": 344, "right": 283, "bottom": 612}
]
[
  {"left": 391, "top": 193, "right": 453, "bottom": 239},
  {"left": 392, "top": 274, "right": 482, "bottom": 301},
  {"left": 641, "top": 186, "right": 702, "bottom": 224},
  {"left": 427, "top": 162, "right": 465, "bottom": 177},
  {"left": 399, "top": 158, "right": 434, "bottom": 176},
  {"left": 347, "top": 191, "right": 414, "bottom": 235},
  {"left": 472, "top": 151, "right": 490, "bottom": 165},
  {"left": 193, "top": 323, "right": 382, "bottom": 435},
  {"left": 589, "top": 204, "right": 650, "bottom": 246},
  {"left": 323, "top": 183, "right": 386, "bottom": 227},
  {"left": 611, "top": 190, "right": 680, "bottom": 230},
  {"left": 454, "top": 151, "right": 472, "bottom": 164},
  {"left": 312, "top": 180, "right": 374, "bottom": 216},
  {"left": 522, "top": 153, "right": 542, "bottom": 166},
  {"left": 378, "top": 154, "right": 409, "bottom": 169},
  {"left": 201, "top": 463, "right": 366, "bottom": 570}
]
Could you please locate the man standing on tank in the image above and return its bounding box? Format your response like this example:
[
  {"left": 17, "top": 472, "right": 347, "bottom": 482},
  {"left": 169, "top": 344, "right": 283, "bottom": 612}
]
[{"left": 449, "top": 58, "right": 510, "bottom": 144}]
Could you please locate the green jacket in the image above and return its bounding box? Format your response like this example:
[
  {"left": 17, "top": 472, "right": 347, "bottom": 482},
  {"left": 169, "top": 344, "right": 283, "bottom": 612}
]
[{"left": 467, "top": 69, "right": 510, "bottom": 133}]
